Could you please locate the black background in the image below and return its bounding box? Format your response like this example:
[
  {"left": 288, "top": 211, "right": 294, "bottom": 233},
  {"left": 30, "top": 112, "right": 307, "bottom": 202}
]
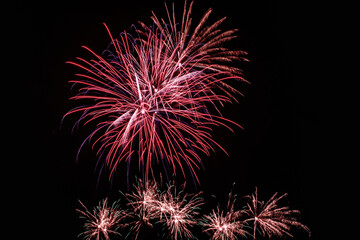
[{"left": 14, "top": 0, "right": 337, "bottom": 239}]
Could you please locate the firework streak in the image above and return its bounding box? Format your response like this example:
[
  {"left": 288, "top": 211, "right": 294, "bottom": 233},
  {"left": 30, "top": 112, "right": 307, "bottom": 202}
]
[{"left": 64, "top": 0, "right": 248, "bottom": 183}]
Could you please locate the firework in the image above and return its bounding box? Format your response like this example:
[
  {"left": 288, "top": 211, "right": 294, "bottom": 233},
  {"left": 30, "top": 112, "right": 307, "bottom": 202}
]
[
  {"left": 124, "top": 180, "right": 203, "bottom": 239},
  {"left": 64, "top": 0, "right": 246, "bottom": 184},
  {"left": 202, "top": 208, "right": 246, "bottom": 240},
  {"left": 124, "top": 180, "right": 161, "bottom": 239},
  {"left": 158, "top": 183, "right": 204, "bottom": 240},
  {"left": 76, "top": 198, "right": 127, "bottom": 240},
  {"left": 201, "top": 192, "right": 248, "bottom": 240},
  {"left": 245, "top": 188, "right": 311, "bottom": 239},
  {"left": 76, "top": 185, "right": 310, "bottom": 240}
]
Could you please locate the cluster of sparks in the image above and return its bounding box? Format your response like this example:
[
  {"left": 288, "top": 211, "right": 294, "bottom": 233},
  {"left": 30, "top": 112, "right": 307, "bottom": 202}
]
[
  {"left": 64, "top": 0, "right": 248, "bottom": 183},
  {"left": 77, "top": 184, "right": 310, "bottom": 240},
  {"left": 201, "top": 192, "right": 247, "bottom": 240},
  {"left": 124, "top": 180, "right": 204, "bottom": 240},
  {"left": 77, "top": 198, "right": 125, "bottom": 240}
]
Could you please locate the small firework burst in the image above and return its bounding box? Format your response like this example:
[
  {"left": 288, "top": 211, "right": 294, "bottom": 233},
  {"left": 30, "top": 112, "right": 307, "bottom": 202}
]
[
  {"left": 158, "top": 183, "right": 204, "bottom": 240},
  {"left": 245, "top": 188, "right": 311, "bottom": 240},
  {"left": 124, "top": 180, "right": 203, "bottom": 240},
  {"left": 202, "top": 208, "right": 245, "bottom": 240},
  {"left": 76, "top": 198, "right": 127, "bottom": 240},
  {"left": 201, "top": 192, "right": 248, "bottom": 240},
  {"left": 124, "top": 180, "right": 161, "bottom": 239}
]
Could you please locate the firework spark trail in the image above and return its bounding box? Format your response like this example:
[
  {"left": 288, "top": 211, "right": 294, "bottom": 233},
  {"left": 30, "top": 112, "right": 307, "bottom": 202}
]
[
  {"left": 201, "top": 191, "right": 248, "bottom": 240},
  {"left": 76, "top": 198, "right": 128, "bottom": 240},
  {"left": 245, "top": 188, "right": 311, "bottom": 240},
  {"left": 64, "top": 0, "right": 247, "bottom": 184}
]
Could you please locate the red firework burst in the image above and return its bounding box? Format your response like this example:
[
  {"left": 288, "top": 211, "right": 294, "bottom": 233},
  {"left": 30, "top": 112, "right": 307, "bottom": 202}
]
[{"left": 64, "top": 0, "right": 247, "bottom": 184}]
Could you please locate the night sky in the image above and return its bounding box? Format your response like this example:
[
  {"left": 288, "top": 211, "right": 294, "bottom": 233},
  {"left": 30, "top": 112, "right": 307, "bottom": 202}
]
[{"left": 15, "top": 0, "right": 334, "bottom": 239}]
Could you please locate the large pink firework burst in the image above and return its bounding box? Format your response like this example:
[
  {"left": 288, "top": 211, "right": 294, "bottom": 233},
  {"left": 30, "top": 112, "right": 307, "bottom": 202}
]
[
  {"left": 64, "top": 0, "right": 247, "bottom": 184},
  {"left": 245, "top": 188, "right": 311, "bottom": 240},
  {"left": 76, "top": 198, "right": 128, "bottom": 240}
]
